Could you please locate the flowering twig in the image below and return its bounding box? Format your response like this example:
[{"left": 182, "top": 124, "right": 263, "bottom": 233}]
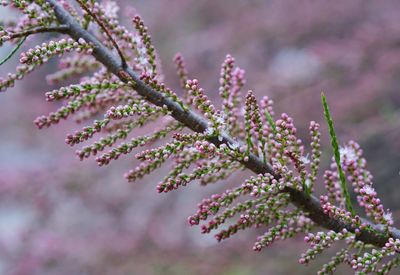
[
  {"left": 75, "top": 0, "right": 128, "bottom": 68},
  {"left": 5, "top": 25, "right": 69, "bottom": 40},
  {"left": 42, "top": 0, "right": 400, "bottom": 249}
]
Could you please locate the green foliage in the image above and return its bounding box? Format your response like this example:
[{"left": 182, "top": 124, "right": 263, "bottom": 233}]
[{"left": 321, "top": 93, "right": 355, "bottom": 216}]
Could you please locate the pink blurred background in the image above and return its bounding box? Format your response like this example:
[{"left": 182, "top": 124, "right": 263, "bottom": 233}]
[{"left": 1, "top": 1, "right": 400, "bottom": 274}]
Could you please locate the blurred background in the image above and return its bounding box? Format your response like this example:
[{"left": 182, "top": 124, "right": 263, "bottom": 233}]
[{"left": 1, "top": 0, "right": 400, "bottom": 274}]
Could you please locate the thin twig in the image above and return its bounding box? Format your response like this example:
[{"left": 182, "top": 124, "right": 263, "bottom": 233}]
[
  {"left": 7, "top": 25, "right": 69, "bottom": 40},
  {"left": 75, "top": 0, "right": 127, "bottom": 68}
]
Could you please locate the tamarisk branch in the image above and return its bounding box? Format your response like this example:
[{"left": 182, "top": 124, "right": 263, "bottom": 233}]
[{"left": 44, "top": 0, "right": 400, "bottom": 248}]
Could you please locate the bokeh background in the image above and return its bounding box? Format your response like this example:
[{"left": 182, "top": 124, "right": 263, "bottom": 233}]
[{"left": 1, "top": 0, "right": 400, "bottom": 274}]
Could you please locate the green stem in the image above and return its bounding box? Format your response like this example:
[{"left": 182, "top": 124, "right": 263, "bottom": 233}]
[
  {"left": 321, "top": 93, "right": 355, "bottom": 216},
  {"left": 264, "top": 109, "right": 277, "bottom": 135},
  {"left": 0, "top": 37, "right": 26, "bottom": 66}
]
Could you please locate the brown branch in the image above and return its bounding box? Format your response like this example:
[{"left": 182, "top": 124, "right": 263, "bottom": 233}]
[
  {"left": 45, "top": 0, "right": 400, "bottom": 247},
  {"left": 75, "top": 0, "right": 128, "bottom": 68},
  {"left": 7, "top": 25, "right": 69, "bottom": 40}
]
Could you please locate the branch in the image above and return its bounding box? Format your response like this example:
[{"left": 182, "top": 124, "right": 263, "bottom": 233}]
[
  {"left": 7, "top": 25, "right": 69, "bottom": 40},
  {"left": 45, "top": 0, "right": 400, "bottom": 247}
]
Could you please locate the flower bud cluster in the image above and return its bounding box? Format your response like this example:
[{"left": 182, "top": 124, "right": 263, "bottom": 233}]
[
  {"left": 0, "top": 64, "right": 34, "bottom": 92},
  {"left": 158, "top": 148, "right": 205, "bottom": 188},
  {"left": 158, "top": 158, "right": 234, "bottom": 193},
  {"left": 228, "top": 67, "right": 246, "bottom": 134},
  {"left": 66, "top": 118, "right": 114, "bottom": 146},
  {"left": 45, "top": 80, "right": 125, "bottom": 101},
  {"left": 76, "top": 120, "right": 136, "bottom": 160},
  {"left": 351, "top": 238, "right": 400, "bottom": 273},
  {"left": 172, "top": 132, "right": 204, "bottom": 142},
  {"left": 96, "top": 122, "right": 179, "bottom": 166},
  {"left": 35, "top": 82, "right": 131, "bottom": 129},
  {"left": 203, "top": 112, "right": 227, "bottom": 141},
  {"left": 320, "top": 195, "right": 363, "bottom": 231},
  {"left": 35, "top": 80, "right": 132, "bottom": 129},
  {"left": 254, "top": 211, "right": 311, "bottom": 251},
  {"left": 274, "top": 114, "right": 309, "bottom": 191},
  {"left": 241, "top": 173, "right": 280, "bottom": 197},
  {"left": 132, "top": 15, "right": 157, "bottom": 75},
  {"left": 135, "top": 138, "right": 189, "bottom": 162},
  {"left": 217, "top": 195, "right": 293, "bottom": 244},
  {"left": 124, "top": 161, "right": 159, "bottom": 182},
  {"left": 272, "top": 162, "right": 302, "bottom": 191},
  {"left": 308, "top": 121, "right": 321, "bottom": 186},
  {"left": 185, "top": 80, "right": 223, "bottom": 136},
  {"left": 105, "top": 100, "right": 167, "bottom": 120},
  {"left": 359, "top": 185, "right": 392, "bottom": 225},
  {"left": 186, "top": 79, "right": 218, "bottom": 122},
  {"left": 200, "top": 196, "right": 271, "bottom": 234},
  {"left": 80, "top": 120, "right": 180, "bottom": 161},
  {"left": 188, "top": 187, "right": 245, "bottom": 226},
  {"left": 34, "top": 91, "right": 101, "bottom": 129},
  {"left": 174, "top": 53, "right": 189, "bottom": 92},
  {"left": 340, "top": 141, "right": 392, "bottom": 225},
  {"left": 268, "top": 114, "right": 305, "bottom": 192},
  {"left": 244, "top": 90, "right": 266, "bottom": 160},
  {"left": 190, "top": 175, "right": 290, "bottom": 242},
  {"left": 260, "top": 96, "right": 275, "bottom": 118},
  {"left": 323, "top": 169, "right": 344, "bottom": 207},
  {"left": 0, "top": 30, "right": 12, "bottom": 46},
  {"left": 300, "top": 229, "right": 350, "bottom": 264},
  {"left": 215, "top": 203, "right": 272, "bottom": 243},
  {"left": 270, "top": 113, "right": 294, "bottom": 163},
  {"left": 215, "top": 141, "right": 249, "bottom": 162},
  {"left": 189, "top": 182, "right": 288, "bottom": 238},
  {"left": 219, "top": 54, "right": 235, "bottom": 112},
  {"left": 259, "top": 95, "right": 275, "bottom": 156},
  {"left": 19, "top": 38, "right": 92, "bottom": 65},
  {"left": 64, "top": 94, "right": 159, "bottom": 146},
  {"left": 273, "top": 117, "right": 319, "bottom": 194},
  {"left": 194, "top": 140, "right": 220, "bottom": 158}
]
